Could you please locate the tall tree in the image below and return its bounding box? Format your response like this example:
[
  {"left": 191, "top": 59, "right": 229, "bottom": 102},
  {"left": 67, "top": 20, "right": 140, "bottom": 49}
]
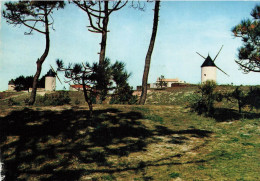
[
  {"left": 139, "top": 0, "right": 160, "bottom": 105},
  {"left": 73, "top": 0, "right": 127, "bottom": 64},
  {"left": 3, "top": 1, "right": 65, "bottom": 105},
  {"left": 232, "top": 5, "right": 260, "bottom": 73}
]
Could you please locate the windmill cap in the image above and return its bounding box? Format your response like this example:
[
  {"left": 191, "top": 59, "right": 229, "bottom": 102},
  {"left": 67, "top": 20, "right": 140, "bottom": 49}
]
[
  {"left": 8, "top": 80, "right": 15, "bottom": 85},
  {"left": 201, "top": 55, "right": 216, "bottom": 67},
  {"left": 46, "top": 69, "right": 56, "bottom": 77}
]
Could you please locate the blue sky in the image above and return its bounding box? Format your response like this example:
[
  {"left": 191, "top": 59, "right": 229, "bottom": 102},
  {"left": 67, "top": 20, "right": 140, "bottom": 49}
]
[{"left": 0, "top": 1, "right": 259, "bottom": 91}]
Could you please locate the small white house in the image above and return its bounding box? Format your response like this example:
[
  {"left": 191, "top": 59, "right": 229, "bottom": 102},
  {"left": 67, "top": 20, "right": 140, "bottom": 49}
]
[{"left": 156, "top": 77, "right": 184, "bottom": 87}]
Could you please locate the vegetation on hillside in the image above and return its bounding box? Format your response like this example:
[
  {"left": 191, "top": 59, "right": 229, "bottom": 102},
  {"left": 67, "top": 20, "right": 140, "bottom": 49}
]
[{"left": 0, "top": 85, "right": 259, "bottom": 180}]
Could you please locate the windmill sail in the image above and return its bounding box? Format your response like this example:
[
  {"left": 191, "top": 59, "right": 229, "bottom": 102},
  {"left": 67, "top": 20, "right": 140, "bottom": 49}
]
[
  {"left": 216, "top": 65, "right": 229, "bottom": 76},
  {"left": 213, "top": 45, "right": 224, "bottom": 62},
  {"left": 196, "top": 52, "right": 206, "bottom": 59},
  {"left": 50, "top": 65, "right": 62, "bottom": 84}
]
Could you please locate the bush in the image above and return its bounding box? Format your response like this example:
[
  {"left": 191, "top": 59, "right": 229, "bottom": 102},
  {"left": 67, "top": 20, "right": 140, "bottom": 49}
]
[
  {"left": 74, "top": 99, "right": 80, "bottom": 105},
  {"left": 225, "top": 86, "right": 260, "bottom": 113},
  {"left": 226, "top": 87, "right": 247, "bottom": 113},
  {"left": 247, "top": 86, "right": 260, "bottom": 110},
  {"left": 8, "top": 98, "right": 20, "bottom": 106},
  {"left": 189, "top": 81, "right": 217, "bottom": 116},
  {"left": 109, "top": 85, "right": 138, "bottom": 105},
  {"left": 24, "top": 97, "right": 30, "bottom": 105},
  {"left": 110, "top": 94, "right": 138, "bottom": 105},
  {"left": 189, "top": 94, "right": 207, "bottom": 115},
  {"left": 36, "top": 91, "right": 71, "bottom": 106}
]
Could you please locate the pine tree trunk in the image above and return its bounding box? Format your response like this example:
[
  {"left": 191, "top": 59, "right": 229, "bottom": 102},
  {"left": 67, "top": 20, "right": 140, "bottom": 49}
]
[
  {"left": 139, "top": 0, "right": 160, "bottom": 105},
  {"left": 82, "top": 76, "right": 93, "bottom": 117},
  {"left": 99, "top": 1, "right": 109, "bottom": 64},
  {"left": 28, "top": 8, "right": 50, "bottom": 105}
]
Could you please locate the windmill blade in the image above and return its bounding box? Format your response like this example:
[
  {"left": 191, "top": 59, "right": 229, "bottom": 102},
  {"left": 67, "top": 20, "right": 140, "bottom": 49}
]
[
  {"left": 216, "top": 65, "right": 229, "bottom": 77},
  {"left": 56, "top": 73, "right": 63, "bottom": 85},
  {"left": 50, "top": 64, "right": 56, "bottom": 74},
  {"left": 196, "top": 52, "right": 206, "bottom": 59},
  {"left": 50, "top": 65, "right": 62, "bottom": 84},
  {"left": 213, "top": 45, "right": 224, "bottom": 62}
]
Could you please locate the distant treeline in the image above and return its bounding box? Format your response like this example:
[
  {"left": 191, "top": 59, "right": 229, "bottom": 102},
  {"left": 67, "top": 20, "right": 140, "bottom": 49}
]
[{"left": 10, "top": 75, "right": 45, "bottom": 92}]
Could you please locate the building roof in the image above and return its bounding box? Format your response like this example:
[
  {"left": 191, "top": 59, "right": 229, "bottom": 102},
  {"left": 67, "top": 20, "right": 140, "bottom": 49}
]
[
  {"left": 70, "top": 84, "right": 90, "bottom": 89},
  {"left": 157, "top": 78, "right": 179, "bottom": 82},
  {"left": 201, "top": 55, "right": 216, "bottom": 67},
  {"left": 162, "top": 78, "right": 179, "bottom": 82},
  {"left": 46, "top": 69, "right": 56, "bottom": 77}
]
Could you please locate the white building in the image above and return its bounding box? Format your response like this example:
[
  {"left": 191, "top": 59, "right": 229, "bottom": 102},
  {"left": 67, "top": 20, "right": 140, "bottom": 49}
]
[
  {"left": 201, "top": 55, "right": 217, "bottom": 83},
  {"left": 45, "top": 69, "right": 56, "bottom": 91},
  {"left": 156, "top": 77, "right": 185, "bottom": 87},
  {"left": 8, "top": 80, "right": 15, "bottom": 91}
]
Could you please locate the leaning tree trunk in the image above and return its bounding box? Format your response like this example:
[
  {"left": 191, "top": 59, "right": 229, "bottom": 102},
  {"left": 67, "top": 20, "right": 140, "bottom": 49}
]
[
  {"left": 99, "top": 1, "right": 109, "bottom": 64},
  {"left": 139, "top": 0, "right": 160, "bottom": 105},
  {"left": 28, "top": 9, "right": 50, "bottom": 105}
]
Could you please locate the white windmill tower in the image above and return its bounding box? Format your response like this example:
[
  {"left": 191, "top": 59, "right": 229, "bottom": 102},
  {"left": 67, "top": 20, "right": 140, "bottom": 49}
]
[
  {"left": 45, "top": 65, "right": 62, "bottom": 91},
  {"left": 196, "top": 45, "right": 229, "bottom": 83}
]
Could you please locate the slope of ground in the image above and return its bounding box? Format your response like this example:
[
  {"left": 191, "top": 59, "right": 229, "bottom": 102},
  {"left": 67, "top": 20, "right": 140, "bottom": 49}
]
[{"left": 0, "top": 86, "right": 259, "bottom": 180}]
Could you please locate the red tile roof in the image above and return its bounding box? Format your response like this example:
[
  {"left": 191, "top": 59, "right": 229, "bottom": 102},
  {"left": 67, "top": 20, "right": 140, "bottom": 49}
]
[{"left": 70, "top": 84, "right": 90, "bottom": 89}]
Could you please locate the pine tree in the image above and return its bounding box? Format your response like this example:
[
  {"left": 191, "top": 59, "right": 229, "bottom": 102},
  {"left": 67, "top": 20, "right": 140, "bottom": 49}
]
[
  {"left": 232, "top": 5, "right": 260, "bottom": 73},
  {"left": 139, "top": 0, "right": 160, "bottom": 104},
  {"left": 56, "top": 58, "right": 134, "bottom": 117},
  {"left": 3, "top": 1, "right": 65, "bottom": 105},
  {"left": 73, "top": 0, "right": 127, "bottom": 64}
]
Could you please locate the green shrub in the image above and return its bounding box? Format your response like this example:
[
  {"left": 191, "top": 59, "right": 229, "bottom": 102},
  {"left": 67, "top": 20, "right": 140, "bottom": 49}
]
[
  {"left": 225, "top": 87, "right": 247, "bottom": 113},
  {"left": 24, "top": 97, "right": 30, "bottom": 105},
  {"left": 8, "top": 98, "right": 20, "bottom": 106},
  {"left": 225, "top": 86, "right": 260, "bottom": 113},
  {"left": 36, "top": 91, "right": 71, "bottom": 106},
  {"left": 110, "top": 94, "right": 138, "bottom": 105},
  {"left": 247, "top": 86, "right": 260, "bottom": 110},
  {"left": 109, "top": 84, "right": 138, "bottom": 105},
  {"left": 189, "top": 81, "right": 217, "bottom": 116},
  {"left": 74, "top": 99, "right": 80, "bottom": 105}
]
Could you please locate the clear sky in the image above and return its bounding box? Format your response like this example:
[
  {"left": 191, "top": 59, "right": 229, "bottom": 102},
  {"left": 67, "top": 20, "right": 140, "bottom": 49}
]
[{"left": 0, "top": 1, "right": 259, "bottom": 91}]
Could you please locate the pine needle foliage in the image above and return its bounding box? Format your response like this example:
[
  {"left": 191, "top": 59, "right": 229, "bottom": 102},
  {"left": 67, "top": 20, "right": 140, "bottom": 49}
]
[
  {"left": 56, "top": 58, "right": 135, "bottom": 116},
  {"left": 232, "top": 5, "right": 260, "bottom": 73}
]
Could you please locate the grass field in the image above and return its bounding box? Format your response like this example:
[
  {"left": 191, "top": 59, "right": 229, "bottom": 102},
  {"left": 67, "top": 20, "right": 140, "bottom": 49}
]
[{"left": 0, "top": 86, "right": 259, "bottom": 180}]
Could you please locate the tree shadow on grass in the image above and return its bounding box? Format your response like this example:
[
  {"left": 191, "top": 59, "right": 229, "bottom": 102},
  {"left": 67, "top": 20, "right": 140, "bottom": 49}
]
[
  {"left": 212, "top": 108, "right": 260, "bottom": 122},
  {"left": 0, "top": 107, "right": 212, "bottom": 180}
]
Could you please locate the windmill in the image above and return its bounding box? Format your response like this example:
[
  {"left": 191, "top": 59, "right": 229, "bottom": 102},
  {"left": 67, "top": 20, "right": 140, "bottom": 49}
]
[
  {"left": 196, "top": 45, "right": 229, "bottom": 83},
  {"left": 45, "top": 65, "right": 62, "bottom": 91}
]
